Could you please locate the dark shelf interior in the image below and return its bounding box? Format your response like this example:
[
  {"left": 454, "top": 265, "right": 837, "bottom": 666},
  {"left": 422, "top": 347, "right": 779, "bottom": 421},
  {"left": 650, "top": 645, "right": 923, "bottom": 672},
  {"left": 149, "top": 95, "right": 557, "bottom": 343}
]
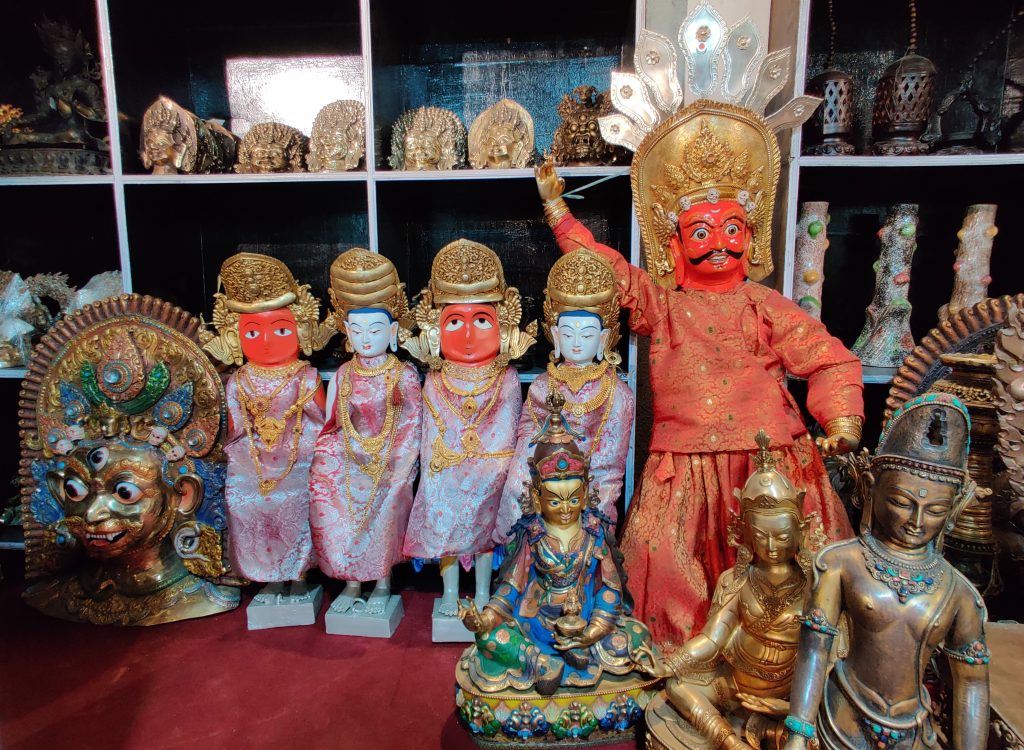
[
  {"left": 370, "top": 0, "right": 635, "bottom": 168},
  {"left": 1, "top": 185, "right": 120, "bottom": 286}
]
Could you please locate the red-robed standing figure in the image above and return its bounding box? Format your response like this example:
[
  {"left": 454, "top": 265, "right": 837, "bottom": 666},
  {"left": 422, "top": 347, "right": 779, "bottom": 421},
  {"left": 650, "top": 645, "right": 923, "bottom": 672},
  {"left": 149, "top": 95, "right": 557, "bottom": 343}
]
[{"left": 535, "top": 84, "right": 863, "bottom": 652}]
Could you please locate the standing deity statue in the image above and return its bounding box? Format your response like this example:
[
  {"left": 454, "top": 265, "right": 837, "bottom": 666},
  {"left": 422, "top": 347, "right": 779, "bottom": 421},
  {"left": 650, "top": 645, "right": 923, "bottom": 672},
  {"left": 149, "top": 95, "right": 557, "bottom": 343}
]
[
  {"left": 20, "top": 294, "right": 239, "bottom": 625},
  {"left": 785, "top": 393, "right": 989, "bottom": 750},
  {"left": 495, "top": 248, "right": 634, "bottom": 541},
  {"left": 201, "top": 252, "right": 335, "bottom": 628},
  {"left": 401, "top": 239, "right": 536, "bottom": 639},
  {"left": 308, "top": 249, "right": 421, "bottom": 636},
  {"left": 455, "top": 391, "right": 659, "bottom": 746},
  {"left": 647, "top": 430, "right": 826, "bottom": 750},
  {"left": 536, "top": 5, "right": 864, "bottom": 651}
]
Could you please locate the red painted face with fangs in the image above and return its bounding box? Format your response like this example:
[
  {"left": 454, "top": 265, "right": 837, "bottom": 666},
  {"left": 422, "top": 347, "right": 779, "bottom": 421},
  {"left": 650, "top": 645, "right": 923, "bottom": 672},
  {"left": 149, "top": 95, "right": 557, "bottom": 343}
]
[
  {"left": 668, "top": 200, "right": 752, "bottom": 291},
  {"left": 439, "top": 303, "right": 500, "bottom": 367},
  {"left": 238, "top": 308, "right": 300, "bottom": 367}
]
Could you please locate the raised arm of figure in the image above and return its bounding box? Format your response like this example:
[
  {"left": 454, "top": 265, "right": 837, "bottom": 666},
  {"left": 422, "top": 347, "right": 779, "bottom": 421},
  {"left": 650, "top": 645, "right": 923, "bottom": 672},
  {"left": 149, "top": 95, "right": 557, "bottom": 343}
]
[{"left": 535, "top": 157, "right": 668, "bottom": 337}]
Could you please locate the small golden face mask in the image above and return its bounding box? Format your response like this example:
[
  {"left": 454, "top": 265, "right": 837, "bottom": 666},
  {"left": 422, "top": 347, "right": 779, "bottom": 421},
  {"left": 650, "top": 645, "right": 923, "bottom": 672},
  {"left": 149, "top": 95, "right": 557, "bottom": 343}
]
[{"left": 47, "top": 443, "right": 192, "bottom": 559}]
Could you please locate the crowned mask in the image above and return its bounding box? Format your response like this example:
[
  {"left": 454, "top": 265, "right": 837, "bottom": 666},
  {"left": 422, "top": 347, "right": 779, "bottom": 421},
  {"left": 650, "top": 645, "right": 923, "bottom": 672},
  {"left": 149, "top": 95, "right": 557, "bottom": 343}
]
[
  {"left": 235, "top": 122, "right": 308, "bottom": 174},
  {"left": 308, "top": 100, "right": 366, "bottom": 172},
  {"left": 598, "top": 0, "right": 821, "bottom": 286},
  {"left": 389, "top": 106, "right": 467, "bottom": 171},
  {"left": 329, "top": 248, "right": 410, "bottom": 354},
  {"left": 201, "top": 252, "right": 336, "bottom": 366},
  {"left": 19, "top": 294, "right": 239, "bottom": 625},
  {"left": 468, "top": 99, "right": 535, "bottom": 169},
  {"left": 401, "top": 239, "right": 537, "bottom": 370}
]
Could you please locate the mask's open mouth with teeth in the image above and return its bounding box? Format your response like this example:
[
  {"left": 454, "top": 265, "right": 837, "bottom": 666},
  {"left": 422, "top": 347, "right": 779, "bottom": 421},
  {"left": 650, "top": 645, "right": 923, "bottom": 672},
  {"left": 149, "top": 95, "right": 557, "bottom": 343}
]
[{"left": 84, "top": 529, "right": 128, "bottom": 546}]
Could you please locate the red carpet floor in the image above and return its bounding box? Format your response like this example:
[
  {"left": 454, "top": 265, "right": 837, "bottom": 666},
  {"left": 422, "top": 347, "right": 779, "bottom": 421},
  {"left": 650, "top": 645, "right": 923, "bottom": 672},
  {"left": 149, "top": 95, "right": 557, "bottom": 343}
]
[{"left": 0, "top": 552, "right": 639, "bottom": 750}]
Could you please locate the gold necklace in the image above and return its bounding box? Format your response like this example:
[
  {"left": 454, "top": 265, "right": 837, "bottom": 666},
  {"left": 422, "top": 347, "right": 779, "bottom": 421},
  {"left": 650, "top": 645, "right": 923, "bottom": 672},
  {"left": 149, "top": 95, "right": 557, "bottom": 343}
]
[
  {"left": 745, "top": 566, "right": 806, "bottom": 635},
  {"left": 237, "top": 361, "right": 307, "bottom": 448},
  {"left": 548, "top": 360, "right": 609, "bottom": 393},
  {"left": 441, "top": 360, "right": 499, "bottom": 382},
  {"left": 237, "top": 366, "right": 315, "bottom": 494},
  {"left": 337, "top": 358, "right": 403, "bottom": 533},
  {"left": 440, "top": 361, "right": 502, "bottom": 419},
  {"left": 425, "top": 370, "right": 514, "bottom": 473},
  {"left": 352, "top": 354, "right": 398, "bottom": 378}
]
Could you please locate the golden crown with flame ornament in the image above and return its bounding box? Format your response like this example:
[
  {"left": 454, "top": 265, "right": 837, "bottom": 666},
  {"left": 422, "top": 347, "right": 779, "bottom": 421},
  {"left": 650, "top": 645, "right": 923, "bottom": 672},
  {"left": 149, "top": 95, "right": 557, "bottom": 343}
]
[
  {"left": 200, "top": 252, "right": 335, "bottom": 366},
  {"left": 401, "top": 238, "right": 537, "bottom": 370},
  {"left": 543, "top": 248, "right": 621, "bottom": 366},
  {"left": 598, "top": 0, "right": 821, "bottom": 285}
]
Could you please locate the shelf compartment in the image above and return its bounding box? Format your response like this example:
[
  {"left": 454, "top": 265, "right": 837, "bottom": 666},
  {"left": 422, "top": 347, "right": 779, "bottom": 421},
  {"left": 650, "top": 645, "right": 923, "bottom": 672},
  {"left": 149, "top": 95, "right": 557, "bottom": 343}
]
[
  {"left": 0, "top": 184, "right": 120, "bottom": 286},
  {"left": 370, "top": 0, "right": 635, "bottom": 169},
  {"left": 123, "top": 181, "right": 369, "bottom": 370},
  {"left": 376, "top": 173, "right": 632, "bottom": 370},
  {"left": 107, "top": 0, "right": 364, "bottom": 174}
]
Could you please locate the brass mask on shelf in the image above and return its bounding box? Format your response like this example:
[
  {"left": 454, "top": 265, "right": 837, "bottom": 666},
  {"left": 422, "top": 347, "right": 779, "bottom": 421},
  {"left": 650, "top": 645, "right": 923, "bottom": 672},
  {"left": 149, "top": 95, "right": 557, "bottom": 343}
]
[
  {"left": 308, "top": 99, "right": 366, "bottom": 172},
  {"left": 140, "top": 96, "right": 238, "bottom": 175},
  {"left": 388, "top": 106, "right": 467, "bottom": 170},
  {"left": 468, "top": 98, "right": 534, "bottom": 169},
  {"left": 235, "top": 121, "right": 308, "bottom": 173},
  {"left": 551, "top": 85, "right": 624, "bottom": 166},
  {"left": 19, "top": 294, "right": 240, "bottom": 626}
]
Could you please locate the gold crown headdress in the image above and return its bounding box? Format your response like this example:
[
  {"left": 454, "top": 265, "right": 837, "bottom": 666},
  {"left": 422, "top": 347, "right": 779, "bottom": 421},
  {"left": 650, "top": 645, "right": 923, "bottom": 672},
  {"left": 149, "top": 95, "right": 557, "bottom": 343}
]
[
  {"left": 200, "top": 252, "right": 335, "bottom": 365},
  {"left": 468, "top": 98, "right": 535, "bottom": 169},
  {"left": 733, "top": 430, "right": 805, "bottom": 516},
  {"left": 599, "top": 0, "right": 821, "bottom": 286},
  {"left": 329, "top": 248, "right": 410, "bottom": 326},
  {"left": 543, "top": 248, "right": 622, "bottom": 366},
  {"left": 401, "top": 239, "right": 537, "bottom": 369},
  {"left": 235, "top": 122, "right": 308, "bottom": 174}
]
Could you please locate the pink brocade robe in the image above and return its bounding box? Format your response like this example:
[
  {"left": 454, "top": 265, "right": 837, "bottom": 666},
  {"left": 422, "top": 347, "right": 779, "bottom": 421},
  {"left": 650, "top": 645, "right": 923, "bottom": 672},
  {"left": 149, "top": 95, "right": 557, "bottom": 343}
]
[
  {"left": 553, "top": 215, "right": 862, "bottom": 651},
  {"left": 494, "top": 369, "right": 634, "bottom": 543},
  {"left": 224, "top": 364, "right": 323, "bottom": 582},
  {"left": 308, "top": 356, "right": 422, "bottom": 581},
  {"left": 402, "top": 366, "right": 521, "bottom": 560}
]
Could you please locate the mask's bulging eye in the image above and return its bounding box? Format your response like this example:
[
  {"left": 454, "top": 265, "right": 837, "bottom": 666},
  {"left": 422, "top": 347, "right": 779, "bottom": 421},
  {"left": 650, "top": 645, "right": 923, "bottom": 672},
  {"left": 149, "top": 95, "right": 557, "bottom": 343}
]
[
  {"left": 472, "top": 318, "right": 494, "bottom": 330},
  {"left": 692, "top": 228, "right": 709, "bottom": 241},
  {"left": 113, "top": 481, "right": 143, "bottom": 504},
  {"left": 63, "top": 477, "right": 88, "bottom": 502},
  {"left": 273, "top": 328, "right": 293, "bottom": 337},
  {"left": 87, "top": 447, "right": 108, "bottom": 470},
  {"left": 243, "top": 330, "right": 260, "bottom": 340},
  {"left": 444, "top": 319, "right": 465, "bottom": 332}
]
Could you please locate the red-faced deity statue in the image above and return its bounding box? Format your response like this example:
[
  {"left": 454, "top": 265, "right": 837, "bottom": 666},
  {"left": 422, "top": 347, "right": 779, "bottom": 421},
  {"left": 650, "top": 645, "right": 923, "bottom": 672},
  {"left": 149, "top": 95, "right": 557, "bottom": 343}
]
[{"left": 238, "top": 309, "right": 301, "bottom": 367}]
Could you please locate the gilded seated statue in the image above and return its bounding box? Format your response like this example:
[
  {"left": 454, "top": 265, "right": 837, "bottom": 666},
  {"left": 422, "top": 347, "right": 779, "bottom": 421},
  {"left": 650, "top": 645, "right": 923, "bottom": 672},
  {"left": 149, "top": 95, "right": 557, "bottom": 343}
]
[
  {"left": 646, "top": 431, "right": 825, "bottom": 750},
  {"left": 20, "top": 294, "right": 239, "bottom": 625},
  {"left": 784, "top": 393, "right": 990, "bottom": 750},
  {"left": 455, "top": 391, "right": 659, "bottom": 745}
]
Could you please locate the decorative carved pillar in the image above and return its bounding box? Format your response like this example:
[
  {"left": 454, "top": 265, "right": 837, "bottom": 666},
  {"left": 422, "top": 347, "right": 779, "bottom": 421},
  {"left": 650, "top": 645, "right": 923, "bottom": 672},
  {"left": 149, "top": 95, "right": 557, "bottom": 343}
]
[
  {"left": 940, "top": 204, "right": 998, "bottom": 321},
  {"left": 793, "top": 202, "right": 830, "bottom": 320}
]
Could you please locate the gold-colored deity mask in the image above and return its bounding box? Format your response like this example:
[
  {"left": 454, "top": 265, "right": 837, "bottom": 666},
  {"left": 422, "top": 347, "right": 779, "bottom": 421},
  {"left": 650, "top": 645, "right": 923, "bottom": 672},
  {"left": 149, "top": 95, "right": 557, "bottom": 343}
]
[
  {"left": 468, "top": 99, "right": 534, "bottom": 169},
  {"left": 20, "top": 294, "right": 239, "bottom": 625},
  {"left": 235, "top": 122, "right": 308, "bottom": 174},
  {"left": 49, "top": 442, "right": 199, "bottom": 560},
  {"left": 140, "top": 96, "right": 237, "bottom": 175},
  {"left": 389, "top": 106, "right": 467, "bottom": 171},
  {"left": 308, "top": 100, "right": 366, "bottom": 171}
]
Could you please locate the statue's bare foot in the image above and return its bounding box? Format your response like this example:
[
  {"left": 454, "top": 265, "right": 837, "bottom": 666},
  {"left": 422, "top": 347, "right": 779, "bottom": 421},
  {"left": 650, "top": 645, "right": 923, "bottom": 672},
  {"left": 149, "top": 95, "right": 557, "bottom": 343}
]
[
  {"left": 365, "top": 583, "right": 390, "bottom": 615},
  {"left": 253, "top": 582, "right": 285, "bottom": 605},
  {"left": 330, "top": 582, "right": 362, "bottom": 614},
  {"left": 438, "top": 590, "right": 460, "bottom": 617}
]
